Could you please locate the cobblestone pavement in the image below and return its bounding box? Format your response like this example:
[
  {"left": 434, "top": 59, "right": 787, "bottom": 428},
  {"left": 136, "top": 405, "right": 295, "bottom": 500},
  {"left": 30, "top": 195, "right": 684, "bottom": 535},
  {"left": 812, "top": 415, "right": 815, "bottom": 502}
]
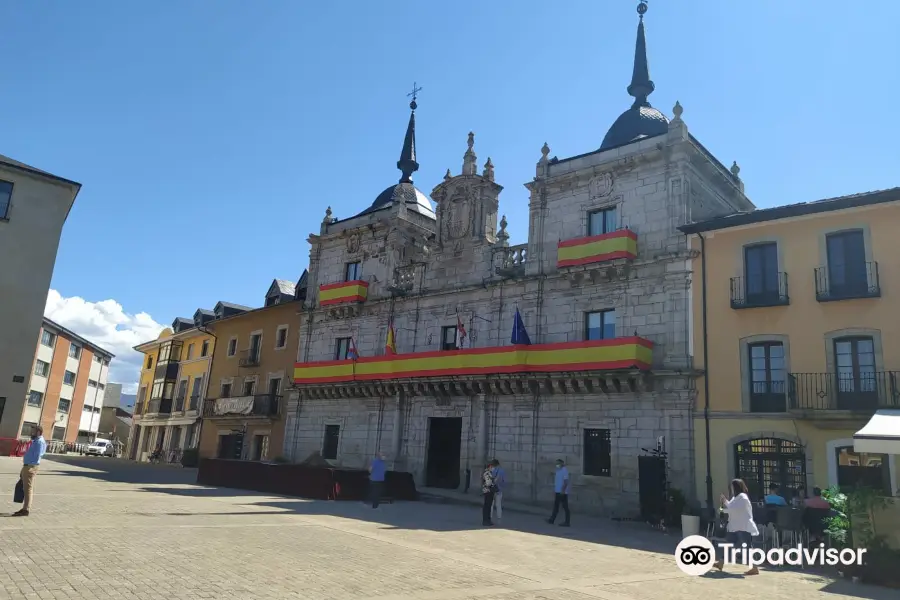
[{"left": 0, "top": 457, "right": 891, "bottom": 600}]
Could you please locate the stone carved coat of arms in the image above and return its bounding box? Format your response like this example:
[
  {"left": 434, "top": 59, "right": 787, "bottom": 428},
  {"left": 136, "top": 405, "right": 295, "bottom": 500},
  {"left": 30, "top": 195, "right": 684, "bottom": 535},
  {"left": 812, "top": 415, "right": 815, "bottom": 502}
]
[
  {"left": 444, "top": 190, "right": 471, "bottom": 240},
  {"left": 589, "top": 172, "right": 614, "bottom": 199}
]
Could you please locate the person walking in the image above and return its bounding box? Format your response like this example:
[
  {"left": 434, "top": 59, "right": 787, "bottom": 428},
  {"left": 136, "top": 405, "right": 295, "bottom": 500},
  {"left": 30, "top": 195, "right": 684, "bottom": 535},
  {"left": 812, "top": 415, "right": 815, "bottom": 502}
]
[
  {"left": 14, "top": 426, "right": 46, "bottom": 517},
  {"left": 368, "top": 452, "right": 386, "bottom": 508},
  {"left": 713, "top": 478, "right": 760, "bottom": 575},
  {"left": 490, "top": 459, "right": 505, "bottom": 523},
  {"left": 481, "top": 462, "right": 497, "bottom": 526},
  {"left": 547, "top": 458, "right": 570, "bottom": 527}
]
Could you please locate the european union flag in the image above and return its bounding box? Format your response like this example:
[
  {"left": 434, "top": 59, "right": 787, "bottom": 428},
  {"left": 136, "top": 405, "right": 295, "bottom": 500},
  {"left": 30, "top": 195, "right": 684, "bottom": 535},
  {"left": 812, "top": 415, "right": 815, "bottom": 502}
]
[{"left": 511, "top": 307, "right": 531, "bottom": 345}]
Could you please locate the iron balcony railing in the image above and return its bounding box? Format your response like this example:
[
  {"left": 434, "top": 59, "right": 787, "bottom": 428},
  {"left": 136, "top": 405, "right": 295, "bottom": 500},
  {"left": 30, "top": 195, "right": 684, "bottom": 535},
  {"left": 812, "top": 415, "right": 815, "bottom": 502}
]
[
  {"left": 788, "top": 371, "right": 900, "bottom": 411},
  {"left": 239, "top": 348, "right": 261, "bottom": 367},
  {"left": 730, "top": 273, "right": 790, "bottom": 309},
  {"left": 146, "top": 398, "right": 173, "bottom": 415},
  {"left": 202, "top": 394, "right": 281, "bottom": 418},
  {"left": 814, "top": 262, "right": 881, "bottom": 302}
]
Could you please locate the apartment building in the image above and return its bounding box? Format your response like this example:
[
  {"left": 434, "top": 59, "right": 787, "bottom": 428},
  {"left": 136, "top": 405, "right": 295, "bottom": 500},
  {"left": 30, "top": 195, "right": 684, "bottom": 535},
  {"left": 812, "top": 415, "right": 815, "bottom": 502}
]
[
  {"left": 19, "top": 317, "right": 114, "bottom": 443},
  {"left": 0, "top": 154, "right": 81, "bottom": 439},
  {"left": 682, "top": 188, "right": 900, "bottom": 507},
  {"left": 198, "top": 277, "right": 305, "bottom": 461}
]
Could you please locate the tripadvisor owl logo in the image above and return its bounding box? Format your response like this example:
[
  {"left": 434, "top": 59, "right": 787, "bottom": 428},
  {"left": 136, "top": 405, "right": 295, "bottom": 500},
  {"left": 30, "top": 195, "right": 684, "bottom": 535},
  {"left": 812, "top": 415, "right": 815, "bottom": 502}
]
[
  {"left": 674, "top": 535, "right": 867, "bottom": 575},
  {"left": 675, "top": 536, "right": 716, "bottom": 575}
]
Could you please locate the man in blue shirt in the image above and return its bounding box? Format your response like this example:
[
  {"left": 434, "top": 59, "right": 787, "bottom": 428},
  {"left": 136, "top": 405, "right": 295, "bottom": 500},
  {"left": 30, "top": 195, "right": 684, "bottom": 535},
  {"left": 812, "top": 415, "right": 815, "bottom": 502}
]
[
  {"left": 547, "top": 458, "right": 571, "bottom": 527},
  {"left": 15, "top": 426, "right": 46, "bottom": 517},
  {"left": 368, "top": 453, "right": 386, "bottom": 508},
  {"left": 764, "top": 483, "right": 787, "bottom": 506}
]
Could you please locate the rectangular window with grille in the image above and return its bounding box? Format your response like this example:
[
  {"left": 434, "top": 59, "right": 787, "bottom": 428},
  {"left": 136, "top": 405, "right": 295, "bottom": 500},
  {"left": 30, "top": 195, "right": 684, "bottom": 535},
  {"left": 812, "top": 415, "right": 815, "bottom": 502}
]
[
  {"left": 27, "top": 391, "right": 43, "bottom": 407},
  {"left": 33, "top": 360, "right": 50, "bottom": 377},
  {"left": 322, "top": 424, "right": 340, "bottom": 460},
  {"left": 63, "top": 370, "right": 76, "bottom": 386},
  {"left": 58, "top": 398, "right": 71, "bottom": 413},
  {"left": 52, "top": 426, "right": 66, "bottom": 441},
  {"left": 21, "top": 421, "right": 39, "bottom": 438},
  {"left": 583, "top": 428, "right": 612, "bottom": 477}
]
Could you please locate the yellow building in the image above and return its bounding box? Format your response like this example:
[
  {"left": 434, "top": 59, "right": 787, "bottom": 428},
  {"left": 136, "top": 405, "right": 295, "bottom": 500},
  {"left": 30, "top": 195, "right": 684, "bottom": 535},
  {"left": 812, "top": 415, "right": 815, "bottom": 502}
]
[
  {"left": 681, "top": 188, "right": 900, "bottom": 508},
  {"left": 130, "top": 305, "right": 240, "bottom": 461},
  {"left": 197, "top": 277, "right": 305, "bottom": 461}
]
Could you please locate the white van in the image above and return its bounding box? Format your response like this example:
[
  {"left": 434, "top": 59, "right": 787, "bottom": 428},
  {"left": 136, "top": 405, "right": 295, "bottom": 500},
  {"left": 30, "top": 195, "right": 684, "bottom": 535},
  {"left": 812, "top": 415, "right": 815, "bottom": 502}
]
[{"left": 86, "top": 438, "right": 113, "bottom": 457}]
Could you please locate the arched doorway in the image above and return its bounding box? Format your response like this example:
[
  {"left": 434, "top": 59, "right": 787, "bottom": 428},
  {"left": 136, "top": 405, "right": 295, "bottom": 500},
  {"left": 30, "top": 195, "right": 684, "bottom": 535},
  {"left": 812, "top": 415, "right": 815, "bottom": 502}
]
[{"left": 734, "top": 437, "right": 807, "bottom": 501}]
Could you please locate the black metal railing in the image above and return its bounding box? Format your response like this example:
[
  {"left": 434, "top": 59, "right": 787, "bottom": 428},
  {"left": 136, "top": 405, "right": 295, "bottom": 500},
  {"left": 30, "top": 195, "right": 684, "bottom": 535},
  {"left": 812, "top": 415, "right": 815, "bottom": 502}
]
[
  {"left": 146, "top": 398, "right": 173, "bottom": 415},
  {"left": 239, "top": 348, "right": 261, "bottom": 367},
  {"left": 730, "top": 273, "right": 790, "bottom": 309},
  {"left": 788, "top": 371, "right": 900, "bottom": 411},
  {"left": 188, "top": 394, "right": 200, "bottom": 411},
  {"left": 202, "top": 394, "right": 281, "bottom": 418},
  {"left": 814, "top": 262, "right": 881, "bottom": 302}
]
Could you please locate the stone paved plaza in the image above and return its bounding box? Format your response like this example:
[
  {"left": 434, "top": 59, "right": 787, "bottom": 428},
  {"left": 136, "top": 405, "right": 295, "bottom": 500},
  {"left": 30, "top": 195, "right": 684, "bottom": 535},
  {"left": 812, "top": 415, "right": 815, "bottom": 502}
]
[{"left": 0, "top": 457, "right": 891, "bottom": 600}]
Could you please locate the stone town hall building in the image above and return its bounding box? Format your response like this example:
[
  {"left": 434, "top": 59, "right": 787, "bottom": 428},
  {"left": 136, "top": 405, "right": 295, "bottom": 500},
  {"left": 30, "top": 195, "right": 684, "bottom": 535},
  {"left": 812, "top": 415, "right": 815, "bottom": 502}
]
[{"left": 285, "top": 4, "right": 753, "bottom": 515}]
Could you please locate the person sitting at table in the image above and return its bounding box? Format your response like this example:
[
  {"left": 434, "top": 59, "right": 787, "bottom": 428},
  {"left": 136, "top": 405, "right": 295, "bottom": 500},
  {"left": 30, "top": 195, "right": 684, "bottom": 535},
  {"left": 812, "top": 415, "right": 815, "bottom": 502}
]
[
  {"left": 804, "top": 487, "right": 831, "bottom": 509},
  {"left": 764, "top": 483, "right": 788, "bottom": 506}
]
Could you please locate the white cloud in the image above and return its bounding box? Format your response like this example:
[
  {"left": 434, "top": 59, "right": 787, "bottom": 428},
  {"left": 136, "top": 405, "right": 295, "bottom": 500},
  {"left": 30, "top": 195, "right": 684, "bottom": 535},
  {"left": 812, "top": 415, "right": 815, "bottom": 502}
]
[{"left": 44, "top": 289, "right": 165, "bottom": 394}]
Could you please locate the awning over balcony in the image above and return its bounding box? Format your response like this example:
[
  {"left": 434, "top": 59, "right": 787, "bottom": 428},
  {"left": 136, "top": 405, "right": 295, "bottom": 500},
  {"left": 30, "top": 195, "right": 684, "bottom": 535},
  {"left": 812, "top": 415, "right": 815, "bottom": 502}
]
[
  {"left": 319, "top": 280, "right": 369, "bottom": 306},
  {"left": 557, "top": 229, "right": 637, "bottom": 268},
  {"left": 854, "top": 409, "right": 900, "bottom": 455},
  {"left": 294, "top": 337, "right": 653, "bottom": 385}
]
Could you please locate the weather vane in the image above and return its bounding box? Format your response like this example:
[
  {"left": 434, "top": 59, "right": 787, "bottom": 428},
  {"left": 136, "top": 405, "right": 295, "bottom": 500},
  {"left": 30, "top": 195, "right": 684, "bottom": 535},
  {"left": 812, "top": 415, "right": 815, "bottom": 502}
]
[{"left": 408, "top": 82, "right": 423, "bottom": 110}]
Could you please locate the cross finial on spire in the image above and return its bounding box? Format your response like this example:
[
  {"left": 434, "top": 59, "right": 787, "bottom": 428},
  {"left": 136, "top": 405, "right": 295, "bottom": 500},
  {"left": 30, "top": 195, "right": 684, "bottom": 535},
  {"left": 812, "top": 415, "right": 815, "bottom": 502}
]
[
  {"left": 397, "top": 87, "right": 421, "bottom": 183},
  {"left": 628, "top": 1, "right": 655, "bottom": 107},
  {"left": 407, "top": 82, "right": 423, "bottom": 110}
]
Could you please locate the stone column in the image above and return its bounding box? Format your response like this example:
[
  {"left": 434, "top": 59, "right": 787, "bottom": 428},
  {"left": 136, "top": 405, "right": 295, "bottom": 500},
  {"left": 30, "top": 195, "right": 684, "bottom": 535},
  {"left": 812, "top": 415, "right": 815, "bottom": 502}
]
[
  {"left": 476, "top": 394, "right": 488, "bottom": 465},
  {"left": 390, "top": 390, "right": 404, "bottom": 469},
  {"left": 135, "top": 425, "right": 147, "bottom": 460}
]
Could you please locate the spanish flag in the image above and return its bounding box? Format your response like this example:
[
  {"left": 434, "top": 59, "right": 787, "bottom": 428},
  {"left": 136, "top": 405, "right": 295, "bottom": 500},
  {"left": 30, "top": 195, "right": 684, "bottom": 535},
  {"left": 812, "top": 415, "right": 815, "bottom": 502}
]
[{"left": 385, "top": 318, "right": 397, "bottom": 355}]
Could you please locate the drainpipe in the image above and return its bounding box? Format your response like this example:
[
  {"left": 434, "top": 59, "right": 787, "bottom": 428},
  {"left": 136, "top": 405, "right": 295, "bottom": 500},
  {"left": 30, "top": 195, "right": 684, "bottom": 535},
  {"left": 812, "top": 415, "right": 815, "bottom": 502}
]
[{"left": 698, "top": 232, "right": 714, "bottom": 515}]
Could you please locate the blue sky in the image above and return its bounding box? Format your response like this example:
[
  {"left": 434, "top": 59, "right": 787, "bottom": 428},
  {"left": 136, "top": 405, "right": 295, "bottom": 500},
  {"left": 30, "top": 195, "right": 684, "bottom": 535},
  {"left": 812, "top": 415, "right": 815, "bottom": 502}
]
[{"left": 2, "top": 1, "right": 898, "bottom": 388}]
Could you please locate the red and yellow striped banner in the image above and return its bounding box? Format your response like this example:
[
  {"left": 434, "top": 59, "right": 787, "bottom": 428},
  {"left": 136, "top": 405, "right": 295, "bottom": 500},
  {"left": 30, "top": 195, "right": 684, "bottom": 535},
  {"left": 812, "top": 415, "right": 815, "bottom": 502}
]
[
  {"left": 319, "top": 280, "right": 369, "bottom": 306},
  {"left": 557, "top": 229, "right": 637, "bottom": 268},
  {"left": 294, "top": 337, "right": 652, "bottom": 384}
]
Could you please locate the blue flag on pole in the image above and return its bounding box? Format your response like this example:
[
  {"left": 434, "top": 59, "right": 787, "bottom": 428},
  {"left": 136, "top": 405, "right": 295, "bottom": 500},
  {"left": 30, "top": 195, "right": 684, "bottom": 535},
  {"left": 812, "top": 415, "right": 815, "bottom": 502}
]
[{"left": 511, "top": 307, "right": 532, "bottom": 345}]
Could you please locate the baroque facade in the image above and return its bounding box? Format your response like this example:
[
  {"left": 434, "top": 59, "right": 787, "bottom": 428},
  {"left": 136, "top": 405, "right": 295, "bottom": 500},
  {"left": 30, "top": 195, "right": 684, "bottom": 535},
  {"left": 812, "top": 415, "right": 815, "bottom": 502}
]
[{"left": 285, "top": 5, "right": 754, "bottom": 515}]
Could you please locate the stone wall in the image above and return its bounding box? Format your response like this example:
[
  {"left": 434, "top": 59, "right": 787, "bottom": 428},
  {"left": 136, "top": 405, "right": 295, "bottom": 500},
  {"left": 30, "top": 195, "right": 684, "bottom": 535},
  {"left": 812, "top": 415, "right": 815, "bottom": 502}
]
[{"left": 283, "top": 389, "right": 694, "bottom": 517}]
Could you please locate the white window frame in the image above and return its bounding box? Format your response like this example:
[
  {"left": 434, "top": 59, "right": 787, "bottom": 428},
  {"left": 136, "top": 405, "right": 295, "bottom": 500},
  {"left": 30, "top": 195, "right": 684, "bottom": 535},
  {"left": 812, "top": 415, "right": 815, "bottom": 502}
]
[
  {"left": 242, "top": 376, "right": 259, "bottom": 396},
  {"left": 220, "top": 378, "right": 234, "bottom": 398}
]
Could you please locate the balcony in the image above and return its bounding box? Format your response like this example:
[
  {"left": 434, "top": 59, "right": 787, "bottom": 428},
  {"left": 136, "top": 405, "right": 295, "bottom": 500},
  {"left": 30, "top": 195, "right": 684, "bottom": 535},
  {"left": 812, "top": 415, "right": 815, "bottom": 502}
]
[
  {"left": 294, "top": 337, "right": 653, "bottom": 385},
  {"left": 557, "top": 229, "right": 637, "bottom": 269},
  {"left": 814, "top": 262, "right": 881, "bottom": 302},
  {"left": 239, "top": 348, "right": 261, "bottom": 368},
  {"left": 495, "top": 244, "right": 528, "bottom": 278},
  {"left": 203, "top": 394, "right": 281, "bottom": 419},
  {"left": 319, "top": 280, "right": 369, "bottom": 307},
  {"left": 789, "top": 372, "right": 900, "bottom": 413},
  {"left": 730, "top": 273, "right": 790, "bottom": 309},
  {"left": 146, "top": 398, "right": 173, "bottom": 415}
]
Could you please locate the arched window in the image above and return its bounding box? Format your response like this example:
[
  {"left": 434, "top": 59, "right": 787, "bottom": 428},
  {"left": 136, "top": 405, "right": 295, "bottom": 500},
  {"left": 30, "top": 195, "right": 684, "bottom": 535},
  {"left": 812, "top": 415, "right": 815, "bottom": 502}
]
[{"left": 734, "top": 437, "right": 806, "bottom": 501}]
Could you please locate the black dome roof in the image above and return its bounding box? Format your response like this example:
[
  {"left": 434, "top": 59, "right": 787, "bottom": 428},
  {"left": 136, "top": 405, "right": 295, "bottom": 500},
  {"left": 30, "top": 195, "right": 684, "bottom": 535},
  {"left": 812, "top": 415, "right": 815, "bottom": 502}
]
[{"left": 600, "top": 104, "right": 669, "bottom": 151}]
